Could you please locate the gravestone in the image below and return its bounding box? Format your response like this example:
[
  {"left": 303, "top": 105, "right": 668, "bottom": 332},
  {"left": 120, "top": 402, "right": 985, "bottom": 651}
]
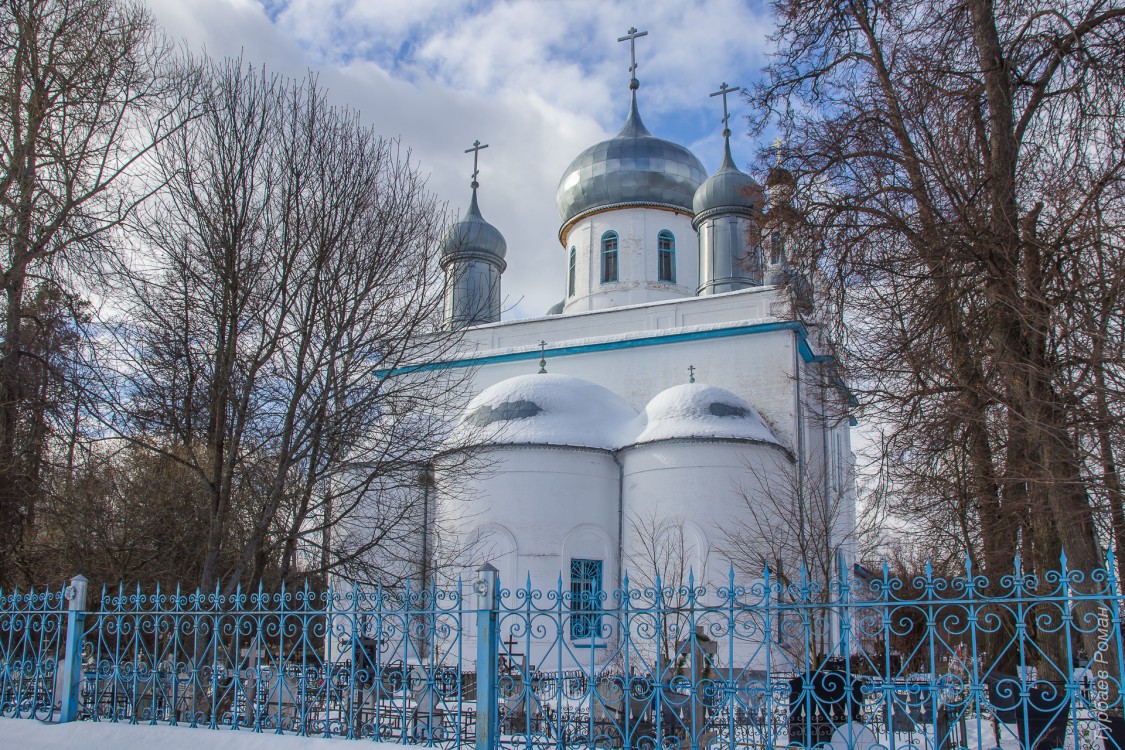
[{"left": 828, "top": 721, "right": 879, "bottom": 750}]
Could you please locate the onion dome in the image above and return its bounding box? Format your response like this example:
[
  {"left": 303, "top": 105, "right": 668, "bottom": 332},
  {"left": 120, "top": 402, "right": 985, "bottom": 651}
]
[
  {"left": 545, "top": 300, "right": 564, "bottom": 315},
  {"left": 556, "top": 92, "right": 707, "bottom": 227},
  {"left": 450, "top": 374, "right": 638, "bottom": 450},
  {"left": 693, "top": 138, "right": 762, "bottom": 217},
  {"left": 766, "top": 165, "right": 796, "bottom": 188},
  {"left": 766, "top": 165, "right": 796, "bottom": 208},
  {"left": 441, "top": 188, "right": 507, "bottom": 263},
  {"left": 630, "top": 383, "right": 779, "bottom": 446}
]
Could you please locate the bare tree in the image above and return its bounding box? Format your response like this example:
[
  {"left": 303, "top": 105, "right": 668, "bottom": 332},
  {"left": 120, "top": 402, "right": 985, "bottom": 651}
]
[
  {"left": 753, "top": 0, "right": 1125, "bottom": 675},
  {"left": 0, "top": 0, "right": 183, "bottom": 582},
  {"left": 721, "top": 453, "right": 862, "bottom": 668},
  {"left": 624, "top": 507, "right": 711, "bottom": 667},
  {"left": 97, "top": 58, "right": 473, "bottom": 593}
]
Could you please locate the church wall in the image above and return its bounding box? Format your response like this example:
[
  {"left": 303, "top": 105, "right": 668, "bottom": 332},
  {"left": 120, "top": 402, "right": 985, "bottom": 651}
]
[
  {"left": 476, "top": 286, "right": 778, "bottom": 348},
  {"left": 445, "top": 445, "right": 619, "bottom": 592},
  {"left": 619, "top": 439, "right": 794, "bottom": 671},
  {"left": 561, "top": 207, "right": 698, "bottom": 313},
  {"left": 793, "top": 356, "right": 857, "bottom": 571},
  {"left": 619, "top": 440, "right": 793, "bottom": 586},
  {"left": 460, "top": 327, "right": 800, "bottom": 452},
  {"left": 442, "top": 444, "right": 620, "bottom": 669}
]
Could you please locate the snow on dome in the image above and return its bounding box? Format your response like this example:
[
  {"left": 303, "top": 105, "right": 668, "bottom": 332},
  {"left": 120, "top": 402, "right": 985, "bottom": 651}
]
[
  {"left": 451, "top": 374, "right": 638, "bottom": 450},
  {"left": 630, "top": 383, "right": 780, "bottom": 446}
]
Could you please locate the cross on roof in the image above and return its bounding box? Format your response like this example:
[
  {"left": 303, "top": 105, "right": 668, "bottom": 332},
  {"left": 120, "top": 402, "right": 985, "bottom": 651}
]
[
  {"left": 773, "top": 136, "right": 784, "bottom": 166},
  {"left": 538, "top": 340, "right": 548, "bottom": 374},
  {"left": 617, "top": 26, "right": 648, "bottom": 90},
  {"left": 710, "top": 82, "right": 738, "bottom": 138},
  {"left": 465, "top": 139, "right": 489, "bottom": 188},
  {"left": 688, "top": 364, "right": 696, "bottom": 384}
]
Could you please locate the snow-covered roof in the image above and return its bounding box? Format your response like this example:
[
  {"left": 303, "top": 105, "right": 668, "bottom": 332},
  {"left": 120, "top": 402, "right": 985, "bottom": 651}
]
[
  {"left": 451, "top": 375, "right": 780, "bottom": 451},
  {"left": 451, "top": 373, "right": 638, "bottom": 450},
  {"left": 630, "top": 383, "right": 780, "bottom": 446}
]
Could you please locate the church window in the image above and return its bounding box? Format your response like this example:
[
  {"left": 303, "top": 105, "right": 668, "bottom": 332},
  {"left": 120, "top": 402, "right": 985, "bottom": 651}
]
[
  {"left": 569, "top": 558, "right": 603, "bottom": 639},
  {"left": 770, "top": 232, "right": 784, "bottom": 265},
  {"left": 601, "top": 232, "right": 618, "bottom": 283},
  {"left": 658, "top": 231, "right": 675, "bottom": 282},
  {"left": 568, "top": 247, "right": 576, "bottom": 297}
]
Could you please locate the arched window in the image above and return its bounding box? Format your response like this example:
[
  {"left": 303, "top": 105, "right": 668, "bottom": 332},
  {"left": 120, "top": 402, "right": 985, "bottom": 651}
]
[
  {"left": 770, "top": 232, "right": 784, "bottom": 265},
  {"left": 568, "top": 246, "right": 576, "bottom": 297},
  {"left": 657, "top": 230, "right": 675, "bottom": 282},
  {"left": 600, "top": 231, "right": 618, "bottom": 283},
  {"left": 570, "top": 558, "right": 603, "bottom": 639}
]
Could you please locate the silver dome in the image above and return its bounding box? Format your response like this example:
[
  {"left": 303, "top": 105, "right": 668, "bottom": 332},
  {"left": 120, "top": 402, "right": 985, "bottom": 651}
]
[
  {"left": 556, "top": 93, "right": 706, "bottom": 227},
  {"left": 441, "top": 189, "right": 507, "bottom": 261},
  {"left": 693, "top": 138, "right": 762, "bottom": 216}
]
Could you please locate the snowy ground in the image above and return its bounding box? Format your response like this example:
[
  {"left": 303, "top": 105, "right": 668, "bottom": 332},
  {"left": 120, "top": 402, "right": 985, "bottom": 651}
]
[
  {"left": 0, "top": 715, "right": 1102, "bottom": 750},
  {"left": 0, "top": 717, "right": 405, "bottom": 749}
]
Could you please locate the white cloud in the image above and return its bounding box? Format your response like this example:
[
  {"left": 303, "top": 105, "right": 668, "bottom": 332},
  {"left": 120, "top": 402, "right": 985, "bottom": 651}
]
[{"left": 144, "top": 0, "right": 774, "bottom": 317}]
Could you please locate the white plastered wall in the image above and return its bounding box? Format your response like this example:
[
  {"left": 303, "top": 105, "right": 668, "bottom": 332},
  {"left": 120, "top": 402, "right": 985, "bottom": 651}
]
[{"left": 561, "top": 207, "right": 698, "bottom": 313}]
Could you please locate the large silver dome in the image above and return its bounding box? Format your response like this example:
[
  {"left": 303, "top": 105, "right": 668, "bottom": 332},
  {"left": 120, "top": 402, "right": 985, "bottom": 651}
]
[
  {"left": 693, "top": 138, "right": 763, "bottom": 216},
  {"left": 556, "top": 93, "right": 706, "bottom": 227},
  {"left": 441, "top": 189, "right": 507, "bottom": 261}
]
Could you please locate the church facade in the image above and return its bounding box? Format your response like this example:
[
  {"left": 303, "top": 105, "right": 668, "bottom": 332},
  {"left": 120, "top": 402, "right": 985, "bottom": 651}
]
[{"left": 429, "top": 40, "right": 855, "bottom": 663}]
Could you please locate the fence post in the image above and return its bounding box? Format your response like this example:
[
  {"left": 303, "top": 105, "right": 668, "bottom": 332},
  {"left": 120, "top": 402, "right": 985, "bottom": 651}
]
[
  {"left": 59, "top": 574, "right": 88, "bottom": 723},
  {"left": 475, "top": 563, "right": 499, "bottom": 750}
]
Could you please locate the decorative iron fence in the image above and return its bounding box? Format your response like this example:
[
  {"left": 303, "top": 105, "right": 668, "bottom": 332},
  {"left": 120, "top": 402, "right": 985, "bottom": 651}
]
[{"left": 2, "top": 555, "right": 1125, "bottom": 750}]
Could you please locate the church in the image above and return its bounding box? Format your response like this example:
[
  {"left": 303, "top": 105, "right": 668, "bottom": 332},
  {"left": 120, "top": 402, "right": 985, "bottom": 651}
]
[{"left": 428, "top": 30, "right": 856, "bottom": 643}]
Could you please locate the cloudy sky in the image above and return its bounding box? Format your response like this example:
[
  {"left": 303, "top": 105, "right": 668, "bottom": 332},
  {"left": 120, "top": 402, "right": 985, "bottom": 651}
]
[{"left": 146, "top": 0, "right": 776, "bottom": 318}]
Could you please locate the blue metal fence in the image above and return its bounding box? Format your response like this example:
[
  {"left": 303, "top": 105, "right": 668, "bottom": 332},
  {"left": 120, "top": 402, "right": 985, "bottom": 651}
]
[{"left": 2, "top": 555, "right": 1125, "bottom": 750}]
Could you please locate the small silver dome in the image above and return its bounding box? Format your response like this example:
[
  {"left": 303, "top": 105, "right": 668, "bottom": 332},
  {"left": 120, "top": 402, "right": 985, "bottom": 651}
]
[
  {"left": 693, "top": 139, "right": 762, "bottom": 216},
  {"left": 556, "top": 93, "right": 706, "bottom": 227},
  {"left": 441, "top": 189, "right": 507, "bottom": 261}
]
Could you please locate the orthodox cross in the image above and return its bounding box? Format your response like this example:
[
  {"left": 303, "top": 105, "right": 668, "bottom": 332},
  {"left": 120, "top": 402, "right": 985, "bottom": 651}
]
[
  {"left": 710, "top": 82, "right": 738, "bottom": 138},
  {"left": 772, "top": 136, "right": 784, "bottom": 167},
  {"left": 688, "top": 364, "right": 696, "bottom": 384},
  {"left": 465, "top": 139, "right": 489, "bottom": 188},
  {"left": 538, "top": 340, "right": 548, "bottom": 374},
  {"left": 617, "top": 26, "right": 648, "bottom": 90},
  {"left": 502, "top": 632, "right": 525, "bottom": 676}
]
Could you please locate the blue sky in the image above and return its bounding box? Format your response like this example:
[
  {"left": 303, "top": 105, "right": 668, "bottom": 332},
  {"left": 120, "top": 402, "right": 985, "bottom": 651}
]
[{"left": 148, "top": 0, "right": 777, "bottom": 317}]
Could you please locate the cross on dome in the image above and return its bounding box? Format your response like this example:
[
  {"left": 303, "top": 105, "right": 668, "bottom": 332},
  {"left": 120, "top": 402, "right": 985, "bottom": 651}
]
[
  {"left": 617, "top": 26, "right": 648, "bottom": 91},
  {"left": 465, "top": 139, "right": 489, "bottom": 189},
  {"left": 710, "top": 82, "right": 739, "bottom": 139}
]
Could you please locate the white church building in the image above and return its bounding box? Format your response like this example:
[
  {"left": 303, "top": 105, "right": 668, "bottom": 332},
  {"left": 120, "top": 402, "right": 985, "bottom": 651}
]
[{"left": 428, "top": 30, "right": 856, "bottom": 643}]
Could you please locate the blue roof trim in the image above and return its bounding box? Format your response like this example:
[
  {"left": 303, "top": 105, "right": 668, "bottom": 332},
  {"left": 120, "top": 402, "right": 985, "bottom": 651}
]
[
  {"left": 387, "top": 319, "right": 860, "bottom": 424},
  {"left": 391, "top": 320, "right": 810, "bottom": 376}
]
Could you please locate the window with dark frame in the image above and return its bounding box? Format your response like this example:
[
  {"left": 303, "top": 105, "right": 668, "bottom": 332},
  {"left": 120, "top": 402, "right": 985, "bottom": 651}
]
[
  {"left": 601, "top": 232, "right": 618, "bottom": 283},
  {"left": 568, "top": 246, "right": 576, "bottom": 297},
  {"left": 658, "top": 231, "right": 675, "bottom": 282},
  {"left": 569, "top": 558, "right": 603, "bottom": 639}
]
